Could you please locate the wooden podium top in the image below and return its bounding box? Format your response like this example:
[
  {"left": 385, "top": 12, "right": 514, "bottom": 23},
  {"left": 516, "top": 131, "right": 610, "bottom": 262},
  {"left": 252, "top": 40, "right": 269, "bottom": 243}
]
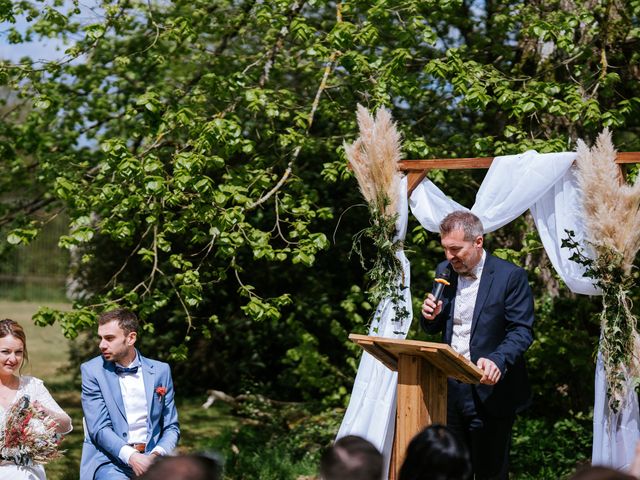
[{"left": 349, "top": 334, "right": 483, "bottom": 384}]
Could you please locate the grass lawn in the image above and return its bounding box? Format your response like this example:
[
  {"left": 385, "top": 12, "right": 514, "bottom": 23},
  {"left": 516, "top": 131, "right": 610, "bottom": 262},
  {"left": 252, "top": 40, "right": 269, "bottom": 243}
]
[
  {"left": 0, "top": 300, "right": 240, "bottom": 480},
  {"left": 0, "top": 300, "right": 71, "bottom": 382}
]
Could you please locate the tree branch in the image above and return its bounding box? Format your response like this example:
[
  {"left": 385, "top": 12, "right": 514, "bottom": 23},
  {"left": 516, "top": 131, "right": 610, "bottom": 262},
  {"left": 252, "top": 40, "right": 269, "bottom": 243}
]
[
  {"left": 247, "top": 45, "right": 341, "bottom": 210},
  {"left": 0, "top": 196, "right": 56, "bottom": 227}
]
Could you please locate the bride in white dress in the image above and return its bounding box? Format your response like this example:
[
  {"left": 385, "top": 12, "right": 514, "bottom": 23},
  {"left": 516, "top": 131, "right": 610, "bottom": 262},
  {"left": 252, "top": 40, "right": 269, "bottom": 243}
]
[{"left": 0, "top": 319, "right": 72, "bottom": 480}]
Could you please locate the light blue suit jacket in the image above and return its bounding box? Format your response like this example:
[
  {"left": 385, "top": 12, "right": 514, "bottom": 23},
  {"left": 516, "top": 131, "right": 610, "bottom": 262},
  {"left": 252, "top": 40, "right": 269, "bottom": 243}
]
[{"left": 79, "top": 351, "right": 180, "bottom": 480}]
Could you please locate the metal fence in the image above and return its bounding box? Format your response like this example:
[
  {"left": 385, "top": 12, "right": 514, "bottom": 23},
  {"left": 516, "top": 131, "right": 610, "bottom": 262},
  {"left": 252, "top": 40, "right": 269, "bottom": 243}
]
[{"left": 0, "top": 215, "right": 69, "bottom": 302}]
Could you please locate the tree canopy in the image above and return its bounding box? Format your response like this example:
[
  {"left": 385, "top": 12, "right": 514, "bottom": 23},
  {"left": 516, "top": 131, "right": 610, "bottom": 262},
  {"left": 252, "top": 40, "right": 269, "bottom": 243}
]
[{"left": 1, "top": 0, "right": 639, "bottom": 402}]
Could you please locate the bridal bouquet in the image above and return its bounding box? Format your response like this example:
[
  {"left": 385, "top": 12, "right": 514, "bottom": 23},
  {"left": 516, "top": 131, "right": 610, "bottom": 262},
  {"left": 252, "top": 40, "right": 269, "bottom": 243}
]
[{"left": 0, "top": 395, "right": 62, "bottom": 466}]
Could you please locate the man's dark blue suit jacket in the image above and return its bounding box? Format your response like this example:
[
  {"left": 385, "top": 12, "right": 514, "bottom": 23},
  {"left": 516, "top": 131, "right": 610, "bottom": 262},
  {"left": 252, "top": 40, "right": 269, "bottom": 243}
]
[{"left": 421, "top": 253, "right": 535, "bottom": 416}]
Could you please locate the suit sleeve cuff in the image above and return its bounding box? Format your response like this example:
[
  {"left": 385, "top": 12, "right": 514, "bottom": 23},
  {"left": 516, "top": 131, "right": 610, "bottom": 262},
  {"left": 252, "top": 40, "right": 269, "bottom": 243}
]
[
  {"left": 486, "top": 354, "right": 506, "bottom": 374},
  {"left": 151, "top": 446, "right": 167, "bottom": 456},
  {"left": 119, "top": 445, "right": 137, "bottom": 465}
]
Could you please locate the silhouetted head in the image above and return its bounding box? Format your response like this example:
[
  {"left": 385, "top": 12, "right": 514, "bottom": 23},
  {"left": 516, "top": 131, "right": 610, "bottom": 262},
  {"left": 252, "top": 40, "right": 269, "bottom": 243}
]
[
  {"left": 569, "top": 465, "right": 636, "bottom": 480},
  {"left": 138, "top": 453, "right": 222, "bottom": 480},
  {"left": 320, "top": 435, "right": 383, "bottom": 480},
  {"left": 399, "top": 425, "right": 471, "bottom": 480}
]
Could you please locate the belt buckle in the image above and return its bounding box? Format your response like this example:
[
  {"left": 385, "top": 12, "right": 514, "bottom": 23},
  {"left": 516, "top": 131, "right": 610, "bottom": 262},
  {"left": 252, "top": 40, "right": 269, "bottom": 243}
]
[{"left": 130, "top": 443, "right": 146, "bottom": 453}]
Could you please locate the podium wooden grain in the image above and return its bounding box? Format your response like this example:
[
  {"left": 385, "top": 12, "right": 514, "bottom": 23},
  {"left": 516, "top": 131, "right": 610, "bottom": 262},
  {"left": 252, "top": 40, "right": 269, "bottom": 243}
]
[{"left": 349, "top": 334, "right": 483, "bottom": 480}]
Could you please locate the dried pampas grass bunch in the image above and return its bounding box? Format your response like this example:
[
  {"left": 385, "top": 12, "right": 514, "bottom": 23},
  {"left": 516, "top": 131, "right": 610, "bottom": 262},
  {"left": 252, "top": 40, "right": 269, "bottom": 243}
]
[
  {"left": 345, "top": 104, "right": 402, "bottom": 218},
  {"left": 344, "top": 105, "right": 407, "bottom": 331},
  {"left": 575, "top": 128, "right": 640, "bottom": 412},
  {"left": 576, "top": 129, "right": 640, "bottom": 274}
]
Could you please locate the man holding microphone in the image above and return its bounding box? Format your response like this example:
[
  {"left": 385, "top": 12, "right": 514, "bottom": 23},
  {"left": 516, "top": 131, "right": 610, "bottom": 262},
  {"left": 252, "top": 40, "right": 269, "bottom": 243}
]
[{"left": 421, "top": 210, "right": 535, "bottom": 480}]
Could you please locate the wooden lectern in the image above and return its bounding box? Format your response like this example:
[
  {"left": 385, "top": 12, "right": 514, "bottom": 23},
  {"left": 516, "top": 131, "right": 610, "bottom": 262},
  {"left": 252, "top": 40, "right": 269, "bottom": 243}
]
[{"left": 349, "top": 334, "right": 483, "bottom": 480}]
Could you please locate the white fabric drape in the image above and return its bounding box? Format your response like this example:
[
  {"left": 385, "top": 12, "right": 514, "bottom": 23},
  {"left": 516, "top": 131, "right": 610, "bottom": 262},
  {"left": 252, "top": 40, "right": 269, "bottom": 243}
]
[
  {"left": 338, "top": 151, "right": 639, "bottom": 473},
  {"left": 529, "top": 166, "right": 600, "bottom": 296},
  {"left": 593, "top": 352, "right": 640, "bottom": 470},
  {"left": 336, "top": 175, "right": 412, "bottom": 471}
]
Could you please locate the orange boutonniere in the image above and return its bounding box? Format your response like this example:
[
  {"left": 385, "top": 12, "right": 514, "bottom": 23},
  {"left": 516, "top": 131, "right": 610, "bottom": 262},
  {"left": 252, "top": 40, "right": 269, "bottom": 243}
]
[{"left": 155, "top": 386, "right": 167, "bottom": 398}]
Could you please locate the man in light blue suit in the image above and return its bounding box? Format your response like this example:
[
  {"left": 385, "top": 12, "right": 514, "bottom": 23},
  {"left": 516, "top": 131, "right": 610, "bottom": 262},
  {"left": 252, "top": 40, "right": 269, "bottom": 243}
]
[{"left": 80, "top": 309, "right": 180, "bottom": 479}]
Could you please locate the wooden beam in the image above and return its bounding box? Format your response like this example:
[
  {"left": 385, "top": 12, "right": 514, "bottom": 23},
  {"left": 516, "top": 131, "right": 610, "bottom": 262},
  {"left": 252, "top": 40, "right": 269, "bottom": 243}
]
[
  {"left": 616, "top": 152, "right": 640, "bottom": 163},
  {"left": 399, "top": 157, "right": 493, "bottom": 171},
  {"left": 399, "top": 152, "right": 640, "bottom": 195},
  {"left": 407, "top": 171, "right": 427, "bottom": 195},
  {"left": 399, "top": 152, "right": 640, "bottom": 172}
]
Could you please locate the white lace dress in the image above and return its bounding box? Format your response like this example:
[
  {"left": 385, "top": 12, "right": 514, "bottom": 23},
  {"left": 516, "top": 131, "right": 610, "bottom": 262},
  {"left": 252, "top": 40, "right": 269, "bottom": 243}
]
[{"left": 0, "top": 376, "right": 72, "bottom": 480}]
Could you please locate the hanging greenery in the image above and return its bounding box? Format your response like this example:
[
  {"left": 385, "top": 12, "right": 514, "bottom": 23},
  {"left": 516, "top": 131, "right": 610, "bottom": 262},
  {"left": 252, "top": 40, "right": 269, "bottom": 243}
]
[
  {"left": 344, "top": 105, "right": 408, "bottom": 332},
  {"left": 571, "top": 129, "right": 640, "bottom": 413}
]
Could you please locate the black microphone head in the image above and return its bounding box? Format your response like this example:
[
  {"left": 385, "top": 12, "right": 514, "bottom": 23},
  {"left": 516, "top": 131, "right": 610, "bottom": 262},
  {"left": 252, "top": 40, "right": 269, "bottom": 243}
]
[
  {"left": 431, "top": 264, "right": 451, "bottom": 303},
  {"left": 435, "top": 264, "right": 451, "bottom": 281}
]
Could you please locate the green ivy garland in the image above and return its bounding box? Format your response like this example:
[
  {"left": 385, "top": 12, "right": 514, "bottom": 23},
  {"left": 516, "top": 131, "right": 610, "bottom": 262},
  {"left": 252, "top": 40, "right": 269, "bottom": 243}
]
[
  {"left": 350, "top": 196, "right": 409, "bottom": 335},
  {"left": 563, "top": 230, "right": 639, "bottom": 413}
]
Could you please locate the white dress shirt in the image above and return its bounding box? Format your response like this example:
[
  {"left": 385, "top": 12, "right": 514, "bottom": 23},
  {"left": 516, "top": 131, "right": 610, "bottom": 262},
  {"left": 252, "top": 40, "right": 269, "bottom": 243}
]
[
  {"left": 115, "top": 355, "right": 165, "bottom": 464},
  {"left": 450, "top": 250, "right": 486, "bottom": 360}
]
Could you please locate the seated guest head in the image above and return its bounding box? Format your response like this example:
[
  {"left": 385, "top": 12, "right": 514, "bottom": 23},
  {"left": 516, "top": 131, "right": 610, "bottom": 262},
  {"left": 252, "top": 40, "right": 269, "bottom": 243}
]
[
  {"left": 320, "top": 435, "right": 383, "bottom": 480},
  {"left": 399, "top": 424, "right": 471, "bottom": 480},
  {"left": 569, "top": 465, "right": 637, "bottom": 480},
  {"left": 138, "top": 453, "right": 222, "bottom": 480},
  {"left": 97, "top": 308, "right": 139, "bottom": 365}
]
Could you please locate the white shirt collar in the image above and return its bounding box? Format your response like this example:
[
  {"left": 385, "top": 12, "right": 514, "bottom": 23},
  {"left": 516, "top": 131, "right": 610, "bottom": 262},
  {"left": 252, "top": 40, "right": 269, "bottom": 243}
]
[
  {"left": 116, "top": 351, "right": 141, "bottom": 369},
  {"left": 459, "top": 250, "right": 486, "bottom": 280}
]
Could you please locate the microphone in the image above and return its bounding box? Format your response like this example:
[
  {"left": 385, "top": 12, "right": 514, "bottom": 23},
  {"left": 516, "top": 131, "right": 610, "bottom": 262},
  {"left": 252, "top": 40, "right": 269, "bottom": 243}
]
[{"left": 431, "top": 265, "right": 451, "bottom": 303}]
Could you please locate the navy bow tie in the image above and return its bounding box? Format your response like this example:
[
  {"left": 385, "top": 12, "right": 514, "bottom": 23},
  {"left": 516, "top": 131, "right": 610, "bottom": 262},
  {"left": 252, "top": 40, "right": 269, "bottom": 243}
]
[{"left": 115, "top": 365, "right": 139, "bottom": 375}]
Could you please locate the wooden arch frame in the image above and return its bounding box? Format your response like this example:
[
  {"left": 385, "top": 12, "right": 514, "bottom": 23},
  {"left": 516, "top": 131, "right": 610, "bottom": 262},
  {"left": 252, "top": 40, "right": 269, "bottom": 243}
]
[{"left": 399, "top": 152, "right": 640, "bottom": 195}]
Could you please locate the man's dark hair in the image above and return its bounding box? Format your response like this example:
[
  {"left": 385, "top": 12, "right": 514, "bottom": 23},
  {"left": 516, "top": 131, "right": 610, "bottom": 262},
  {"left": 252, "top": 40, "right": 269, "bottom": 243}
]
[
  {"left": 569, "top": 466, "right": 636, "bottom": 480},
  {"left": 399, "top": 425, "right": 471, "bottom": 480},
  {"left": 138, "top": 453, "right": 222, "bottom": 480},
  {"left": 98, "top": 308, "right": 139, "bottom": 335},
  {"left": 439, "top": 210, "right": 483, "bottom": 241},
  {"left": 320, "top": 435, "right": 383, "bottom": 480}
]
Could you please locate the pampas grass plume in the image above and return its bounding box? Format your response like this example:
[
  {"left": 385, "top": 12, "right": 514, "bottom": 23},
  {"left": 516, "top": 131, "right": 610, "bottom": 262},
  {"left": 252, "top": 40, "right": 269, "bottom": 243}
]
[
  {"left": 344, "top": 104, "right": 402, "bottom": 217},
  {"left": 575, "top": 128, "right": 640, "bottom": 275}
]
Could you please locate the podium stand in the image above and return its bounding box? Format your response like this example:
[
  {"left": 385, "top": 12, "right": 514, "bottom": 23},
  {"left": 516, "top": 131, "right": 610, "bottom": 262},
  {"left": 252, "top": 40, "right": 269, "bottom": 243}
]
[{"left": 349, "top": 334, "right": 483, "bottom": 480}]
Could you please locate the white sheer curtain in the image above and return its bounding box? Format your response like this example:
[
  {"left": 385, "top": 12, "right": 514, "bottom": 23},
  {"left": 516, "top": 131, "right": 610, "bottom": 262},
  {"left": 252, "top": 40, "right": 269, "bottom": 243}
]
[
  {"left": 336, "top": 175, "right": 412, "bottom": 471},
  {"left": 593, "top": 352, "right": 640, "bottom": 470},
  {"left": 338, "top": 151, "right": 639, "bottom": 472}
]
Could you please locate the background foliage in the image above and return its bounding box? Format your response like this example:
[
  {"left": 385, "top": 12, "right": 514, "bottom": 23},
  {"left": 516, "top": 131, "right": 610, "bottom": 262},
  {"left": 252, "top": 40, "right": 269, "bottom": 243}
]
[{"left": 1, "top": 0, "right": 640, "bottom": 477}]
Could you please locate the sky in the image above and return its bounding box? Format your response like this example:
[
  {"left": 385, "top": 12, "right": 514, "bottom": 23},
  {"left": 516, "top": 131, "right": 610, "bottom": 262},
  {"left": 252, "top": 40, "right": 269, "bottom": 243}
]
[
  {"left": 0, "top": 0, "right": 97, "bottom": 64},
  {"left": 0, "top": 37, "right": 68, "bottom": 64}
]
